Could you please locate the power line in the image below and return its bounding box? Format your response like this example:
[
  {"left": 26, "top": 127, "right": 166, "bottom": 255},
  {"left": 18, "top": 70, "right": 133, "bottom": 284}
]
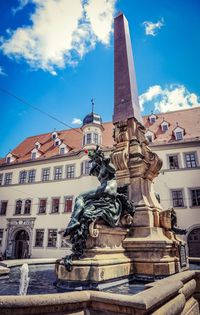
[
  {"left": 0, "top": 87, "right": 84, "bottom": 137},
  {"left": 0, "top": 87, "right": 109, "bottom": 149}
]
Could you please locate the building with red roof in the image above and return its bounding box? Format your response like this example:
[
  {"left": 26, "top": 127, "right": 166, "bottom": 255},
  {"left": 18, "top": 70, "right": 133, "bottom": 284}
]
[{"left": 0, "top": 107, "right": 200, "bottom": 259}]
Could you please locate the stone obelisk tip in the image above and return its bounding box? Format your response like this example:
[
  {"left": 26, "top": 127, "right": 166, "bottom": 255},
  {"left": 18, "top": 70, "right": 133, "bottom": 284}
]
[{"left": 113, "top": 13, "right": 142, "bottom": 124}]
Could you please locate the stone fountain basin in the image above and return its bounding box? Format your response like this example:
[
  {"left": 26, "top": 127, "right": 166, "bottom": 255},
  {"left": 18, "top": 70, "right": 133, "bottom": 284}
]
[{"left": 0, "top": 259, "right": 199, "bottom": 315}]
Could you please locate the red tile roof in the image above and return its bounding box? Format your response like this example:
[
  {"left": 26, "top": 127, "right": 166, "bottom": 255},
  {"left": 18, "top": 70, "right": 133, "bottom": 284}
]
[
  {"left": 143, "top": 107, "right": 200, "bottom": 144},
  {"left": 0, "top": 107, "right": 199, "bottom": 166}
]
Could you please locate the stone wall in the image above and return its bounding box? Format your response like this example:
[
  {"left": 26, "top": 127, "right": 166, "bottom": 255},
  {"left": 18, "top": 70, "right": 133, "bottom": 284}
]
[
  {"left": 195, "top": 271, "right": 200, "bottom": 306},
  {"left": 0, "top": 270, "right": 199, "bottom": 315}
]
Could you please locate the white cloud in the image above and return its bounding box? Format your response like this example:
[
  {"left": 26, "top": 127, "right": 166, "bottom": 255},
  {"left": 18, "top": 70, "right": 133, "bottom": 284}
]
[
  {"left": 143, "top": 18, "right": 164, "bottom": 36},
  {"left": 71, "top": 117, "right": 82, "bottom": 125},
  {"left": 1, "top": 0, "right": 116, "bottom": 74},
  {"left": 85, "top": 0, "right": 115, "bottom": 45},
  {"left": 139, "top": 84, "right": 200, "bottom": 113},
  {"left": 0, "top": 66, "right": 7, "bottom": 76},
  {"left": 12, "top": 0, "right": 30, "bottom": 15}
]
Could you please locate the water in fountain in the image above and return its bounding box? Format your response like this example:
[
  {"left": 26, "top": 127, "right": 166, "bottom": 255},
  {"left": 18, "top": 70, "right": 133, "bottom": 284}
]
[{"left": 19, "top": 263, "right": 30, "bottom": 296}]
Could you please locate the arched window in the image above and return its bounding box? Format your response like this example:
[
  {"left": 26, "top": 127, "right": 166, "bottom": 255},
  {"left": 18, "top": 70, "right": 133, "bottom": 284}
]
[
  {"left": 188, "top": 228, "right": 200, "bottom": 257},
  {"left": 15, "top": 200, "right": 22, "bottom": 215},
  {"left": 24, "top": 199, "right": 31, "bottom": 214}
]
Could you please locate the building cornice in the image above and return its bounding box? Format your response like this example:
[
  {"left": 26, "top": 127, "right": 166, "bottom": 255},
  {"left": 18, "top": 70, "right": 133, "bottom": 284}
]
[{"left": 0, "top": 147, "right": 112, "bottom": 170}]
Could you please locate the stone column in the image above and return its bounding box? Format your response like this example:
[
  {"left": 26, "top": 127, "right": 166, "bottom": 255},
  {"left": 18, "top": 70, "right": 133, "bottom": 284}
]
[{"left": 111, "top": 13, "right": 188, "bottom": 279}]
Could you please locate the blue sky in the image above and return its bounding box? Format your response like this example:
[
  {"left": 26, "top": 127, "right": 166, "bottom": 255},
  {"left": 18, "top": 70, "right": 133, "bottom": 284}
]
[{"left": 0, "top": 0, "right": 200, "bottom": 157}]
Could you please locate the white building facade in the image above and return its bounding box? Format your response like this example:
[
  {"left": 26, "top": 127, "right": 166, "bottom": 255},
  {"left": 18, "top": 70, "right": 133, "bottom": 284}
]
[{"left": 0, "top": 108, "right": 200, "bottom": 259}]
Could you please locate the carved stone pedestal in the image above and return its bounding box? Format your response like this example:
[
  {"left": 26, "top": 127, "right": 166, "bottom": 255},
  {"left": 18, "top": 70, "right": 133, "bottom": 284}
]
[
  {"left": 123, "top": 225, "right": 188, "bottom": 280},
  {"left": 111, "top": 116, "right": 189, "bottom": 279},
  {"left": 55, "top": 225, "right": 133, "bottom": 290}
]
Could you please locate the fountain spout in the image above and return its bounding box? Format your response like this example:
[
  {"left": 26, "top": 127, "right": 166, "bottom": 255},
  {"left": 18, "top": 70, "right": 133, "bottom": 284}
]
[{"left": 19, "top": 263, "right": 30, "bottom": 296}]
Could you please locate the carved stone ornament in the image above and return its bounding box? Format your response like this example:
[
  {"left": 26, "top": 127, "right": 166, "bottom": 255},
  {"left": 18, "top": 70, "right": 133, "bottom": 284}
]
[{"left": 111, "top": 117, "right": 163, "bottom": 185}]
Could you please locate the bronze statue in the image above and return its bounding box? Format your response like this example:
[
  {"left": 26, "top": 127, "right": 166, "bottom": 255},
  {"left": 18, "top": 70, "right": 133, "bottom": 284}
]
[
  {"left": 171, "top": 208, "right": 187, "bottom": 235},
  {"left": 63, "top": 146, "right": 135, "bottom": 271}
]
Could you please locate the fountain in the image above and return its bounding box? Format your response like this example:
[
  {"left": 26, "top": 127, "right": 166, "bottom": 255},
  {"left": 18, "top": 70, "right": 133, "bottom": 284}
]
[
  {"left": 0, "top": 11, "right": 199, "bottom": 315},
  {"left": 19, "top": 263, "right": 30, "bottom": 296},
  {"left": 55, "top": 12, "right": 189, "bottom": 289}
]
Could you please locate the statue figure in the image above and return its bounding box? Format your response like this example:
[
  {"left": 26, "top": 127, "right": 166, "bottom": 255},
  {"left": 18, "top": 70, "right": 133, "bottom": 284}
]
[
  {"left": 63, "top": 146, "right": 135, "bottom": 271},
  {"left": 171, "top": 208, "right": 187, "bottom": 235}
]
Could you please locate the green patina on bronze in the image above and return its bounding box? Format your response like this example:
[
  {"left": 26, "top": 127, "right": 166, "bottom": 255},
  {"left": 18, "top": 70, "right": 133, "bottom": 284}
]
[{"left": 63, "top": 146, "right": 135, "bottom": 271}]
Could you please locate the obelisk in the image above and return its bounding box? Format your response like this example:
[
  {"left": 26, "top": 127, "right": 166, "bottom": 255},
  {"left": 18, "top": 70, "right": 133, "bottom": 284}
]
[
  {"left": 111, "top": 12, "right": 188, "bottom": 278},
  {"left": 113, "top": 12, "right": 142, "bottom": 125}
]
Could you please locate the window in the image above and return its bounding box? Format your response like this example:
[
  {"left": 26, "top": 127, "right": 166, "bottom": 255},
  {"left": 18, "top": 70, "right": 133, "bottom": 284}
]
[
  {"left": 185, "top": 153, "right": 197, "bottom": 168},
  {"left": 66, "top": 165, "right": 75, "bottom": 178},
  {"left": 15, "top": 200, "right": 22, "bottom": 214},
  {"left": 81, "top": 161, "right": 91, "bottom": 175},
  {"left": 31, "top": 152, "right": 37, "bottom": 160},
  {"left": 24, "top": 199, "right": 31, "bottom": 214},
  {"left": 35, "top": 142, "right": 40, "bottom": 150},
  {"left": 47, "top": 229, "right": 57, "bottom": 247},
  {"left": 146, "top": 135, "right": 153, "bottom": 143},
  {"left": 168, "top": 155, "right": 179, "bottom": 169},
  {"left": 0, "top": 174, "right": 3, "bottom": 185},
  {"left": 51, "top": 132, "right": 57, "bottom": 140},
  {"left": 60, "top": 147, "right": 65, "bottom": 155},
  {"left": 6, "top": 156, "right": 11, "bottom": 164},
  {"left": 0, "top": 201, "right": 8, "bottom": 215},
  {"left": 162, "top": 124, "right": 168, "bottom": 132},
  {"left": 175, "top": 132, "right": 183, "bottom": 140},
  {"left": 0, "top": 229, "right": 3, "bottom": 246},
  {"left": 54, "top": 167, "right": 62, "bottom": 180},
  {"left": 94, "top": 133, "right": 99, "bottom": 144},
  {"left": 35, "top": 229, "right": 44, "bottom": 247},
  {"left": 55, "top": 140, "right": 60, "bottom": 146},
  {"left": 190, "top": 189, "right": 200, "bottom": 206},
  {"left": 42, "top": 168, "right": 50, "bottom": 181},
  {"left": 4, "top": 173, "right": 12, "bottom": 185},
  {"left": 64, "top": 196, "right": 73, "bottom": 213},
  {"left": 171, "top": 190, "right": 184, "bottom": 207},
  {"left": 86, "top": 133, "right": 92, "bottom": 144},
  {"left": 150, "top": 117, "right": 156, "bottom": 124},
  {"left": 28, "top": 170, "right": 36, "bottom": 183},
  {"left": 38, "top": 199, "right": 47, "bottom": 214},
  {"left": 19, "top": 171, "right": 27, "bottom": 184},
  {"left": 51, "top": 198, "right": 60, "bottom": 213}
]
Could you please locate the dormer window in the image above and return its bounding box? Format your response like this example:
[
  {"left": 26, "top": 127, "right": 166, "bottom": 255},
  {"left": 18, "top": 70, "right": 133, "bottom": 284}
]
[
  {"left": 60, "top": 147, "right": 65, "bottom": 155},
  {"left": 31, "top": 148, "right": 41, "bottom": 160},
  {"left": 32, "top": 152, "right": 36, "bottom": 160},
  {"left": 161, "top": 120, "right": 169, "bottom": 132},
  {"left": 145, "top": 130, "right": 155, "bottom": 143},
  {"left": 173, "top": 125, "right": 184, "bottom": 141},
  {"left": 59, "top": 143, "right": 67, "bottom": 155},
  {"left": 35, "top": 142, "right": 41, "bottom": 150},
  {"left": 149, "top": 114, "right": 157, "bottom": 124},
  {"left": 54, "top": 138, "right": 61, "bottom": 146},
  {"left": 162, "top": 124, "right": 168, "bottom": 132},
  {"left": 6, "top": 153, "right": 17, "bottom": 164},
  {"left": 51, "top": 131, "right": 57, "bottom": 140},
  {"left": 147, "top": 135, "right": 153, "bottom": 142},
  {"left": 6, "top": 156, "right": 11, "bottom": 164},
  {"left": 175, "top": 132, "right": 183, "bottom": 140}
]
